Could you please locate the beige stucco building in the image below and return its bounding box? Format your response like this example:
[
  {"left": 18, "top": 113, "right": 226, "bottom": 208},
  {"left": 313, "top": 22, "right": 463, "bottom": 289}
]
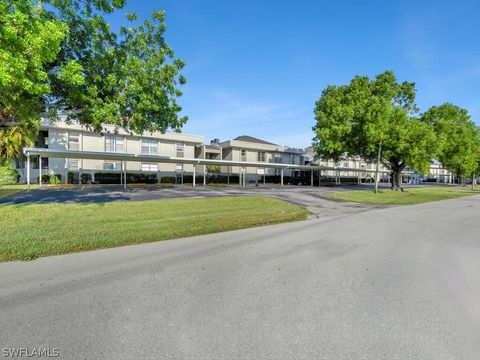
[
  {"left": 16, "top": 119, "right": 203, "bottom": 183},
  {"left": 16, "top": 122, "right": 308, "bottom": 184}
]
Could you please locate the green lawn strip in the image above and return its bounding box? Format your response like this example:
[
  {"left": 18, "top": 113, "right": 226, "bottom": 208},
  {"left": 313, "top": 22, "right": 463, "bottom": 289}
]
[
  {"left": 0, "top": 196, "right": 307, "bottom": 262},
  {"left": 328, "top": 187, "right": 480, "bottom": 205},
  {"left": 0, "top": 184, "right": 37, "bottom": 199}
]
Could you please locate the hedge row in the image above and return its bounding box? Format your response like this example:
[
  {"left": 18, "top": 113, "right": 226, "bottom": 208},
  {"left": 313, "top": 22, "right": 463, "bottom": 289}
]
[
  {"left": 93, "top": 172, "right": 157, "bottom": 184},
  {"left": 159, "top": 174, "right": 241, "bottom": 184}
]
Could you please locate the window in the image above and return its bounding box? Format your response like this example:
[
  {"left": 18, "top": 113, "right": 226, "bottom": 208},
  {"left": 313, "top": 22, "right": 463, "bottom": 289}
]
[
  {"left": 68, "top": 132, "right": 80, "bottom": 150},
  {"left": 176, "top": 164, "right": 183, "bottom": 172},
  {"left": 176, "top": 143, "right": 184, "bottom": 157},
  {"left": 32, "top": 157, "right": 39, "bottom": 169},
  {"left": 105, "top": 135, "right": 124, "bottom": 153},
  {"left": 273, "top": 152, "right": 282, "bottom": 163},
  {"left": 141, "top": 139, "right": 158, "bottom": 155},
  {"left": 240, "top": 149, "right": 247, "bottom": 161},
  {"left": 68, "top": 159, "right": 79, "bottom": 171},
  {"left": 104, "top": 162, "right": 121, "bottom": 171},
  {"left": 141, "top": 163, "right": 158, "bottom": 172},
  {"left": 257, "top": 151, "right": 266, "bottom": 162},
  {"left": 31, "top": 157, "right": 49, "bottom": 169}
]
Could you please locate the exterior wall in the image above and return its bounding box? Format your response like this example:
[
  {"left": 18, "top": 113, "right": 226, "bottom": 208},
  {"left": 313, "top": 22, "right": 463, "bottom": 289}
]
[
  {"left": 218, "top": 139, "right": 305, "bottom": 181},
  {"left": 16, "top": 119, "right": 204, "bottom": 183},
  {"left": 15, "top": 122, "right": 457, "bottom": 185}
]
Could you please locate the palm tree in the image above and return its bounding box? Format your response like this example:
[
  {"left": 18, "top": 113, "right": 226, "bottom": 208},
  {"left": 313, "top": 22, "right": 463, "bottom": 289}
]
[{"left": 0, "top": 120, "right": 38, "bottom": 166}]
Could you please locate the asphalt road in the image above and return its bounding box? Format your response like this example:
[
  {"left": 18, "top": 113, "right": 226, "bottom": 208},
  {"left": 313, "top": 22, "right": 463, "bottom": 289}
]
[{"left": 1, "top": 195, "right": 480, "bottom": 359}]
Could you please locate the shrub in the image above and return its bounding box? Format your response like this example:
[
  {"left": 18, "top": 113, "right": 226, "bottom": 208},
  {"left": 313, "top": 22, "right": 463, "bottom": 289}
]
[
  {"left": 81, "top": 173, "right": 92, "bottom": 184},
  {"left": 49, "top": 173, "right": 62, "bottom": 185},
  {"left": 0, "top": 166, "right": 18, "bottom": 184},
  {"left": 68, "top": 172, "right": 76, "bottom": 184},
  {"left": 93, "top": 172, "right": 157, "bottom": 184},
  {"left": 36, "top": 174, "right": 62, "bottom": 184},
  {"left": 37, "top": 175, "right": 50, "bottom": 184},
  {"left": 159, "top": 176, "right": 175, "bottom": 184}
]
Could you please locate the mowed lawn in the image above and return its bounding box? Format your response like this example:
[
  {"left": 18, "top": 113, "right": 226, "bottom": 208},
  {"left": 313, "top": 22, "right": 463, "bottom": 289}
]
[
  {"left": 0, "top": 196, "right": 307, "bottom": 262},
  {"left": 0, "top": 184, "right": 37, "bottom": 199},
  {"left": 328, "top": 186, "right": 480, "bottom": 205}
]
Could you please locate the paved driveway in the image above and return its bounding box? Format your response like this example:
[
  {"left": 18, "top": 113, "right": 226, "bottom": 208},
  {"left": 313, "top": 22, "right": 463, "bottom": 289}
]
[
  {"left": 0, "top": 184, "right": 378, "bottom": 218},
  {"left": 1, "top": 195, "right": 480, "bottom": 359}
]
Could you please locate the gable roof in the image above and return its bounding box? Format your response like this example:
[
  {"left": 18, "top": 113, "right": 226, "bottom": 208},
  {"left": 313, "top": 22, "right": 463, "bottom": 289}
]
[{"left": 233, "top": 135, "right": 279, "bottom": 146}]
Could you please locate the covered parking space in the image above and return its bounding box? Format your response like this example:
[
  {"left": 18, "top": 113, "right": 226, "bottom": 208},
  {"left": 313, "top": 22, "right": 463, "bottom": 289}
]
[{"left": 23, "top": 147, "right": 394, "bottom": 189}]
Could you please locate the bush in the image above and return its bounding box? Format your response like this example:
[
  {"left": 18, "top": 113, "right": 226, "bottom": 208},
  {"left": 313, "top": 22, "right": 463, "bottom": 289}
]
[
  {"left": 208, "top": 174, "right": 240, "bottom": 184},
  {"left": 159, "top": 176, "right": 175, "bottom": 184},
  {"left": 126, "top": 173, "right": 157, "bottom": 184},
  {"left": 36, "top": 174, "right": 62, "bottom": 184},
  {"left": 68, "top": 172, "right": 77, "bottom": 184},
  {"left": 93, "top": 172, "right": 157, "bottom": 184},
  {"left": 81, "top": 173, "right": 92, "bottom": 184},
  {"left": 49, "top": 173, "right": 62, "bottom": 185},
  {"left": 0, "top": 166, "right": 18, "bottom": 184},
  {"left": 37, "top": 175, "right": 50, "bottom": 184}
]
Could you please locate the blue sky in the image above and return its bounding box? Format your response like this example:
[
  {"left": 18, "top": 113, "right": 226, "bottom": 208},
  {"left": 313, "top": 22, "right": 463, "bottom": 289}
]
[{"left": 108, "top": 0, "right": 480, "bottom": 148}]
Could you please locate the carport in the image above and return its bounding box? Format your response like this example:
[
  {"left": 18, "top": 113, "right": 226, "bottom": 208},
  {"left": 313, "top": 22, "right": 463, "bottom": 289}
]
[{"left": 23, "top": 147, "right": 393, "bottom": 189}]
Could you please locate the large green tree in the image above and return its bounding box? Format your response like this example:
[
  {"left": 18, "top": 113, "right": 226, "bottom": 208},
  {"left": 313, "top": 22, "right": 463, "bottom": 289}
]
[
  {"left": 1, "top": 0, "right": 187, "bottom": 164},
  {"left": 421, "top": 103, "right": 478, "bottom": 184},
  {"left": 313, "top": 71, "right": 435, "bottom": 191}
]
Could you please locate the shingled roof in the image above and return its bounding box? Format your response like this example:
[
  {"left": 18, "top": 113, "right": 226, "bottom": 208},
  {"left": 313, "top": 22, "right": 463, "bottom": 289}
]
[{"left": 233, "top": 135, "right": 279, "bottom": 146}]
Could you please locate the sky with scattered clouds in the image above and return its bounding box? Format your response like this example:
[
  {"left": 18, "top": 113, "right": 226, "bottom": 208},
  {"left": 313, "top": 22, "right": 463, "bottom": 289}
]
[{"left": 108, "top": 0, "right": 480, "bottom": 148}]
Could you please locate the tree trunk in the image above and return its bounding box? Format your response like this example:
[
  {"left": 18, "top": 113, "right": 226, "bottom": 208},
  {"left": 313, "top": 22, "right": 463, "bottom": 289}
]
[
  {"left": 391, "top": 168, "right": 403, "bottom": 191},
  {"left": 374, "top": 139, "right": 382, "bottom": 194}
]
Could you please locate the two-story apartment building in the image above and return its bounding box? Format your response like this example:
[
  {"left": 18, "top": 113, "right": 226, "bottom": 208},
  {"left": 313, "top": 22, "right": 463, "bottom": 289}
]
[
  {"left": 218, "top": 136, "right": 305, "bottom": 181},
  {"left": 16, "top": 119, "right": 204, "bottom": 183},
  {"left": 14, "top": 120, "right": 457, "bottom": 186}
]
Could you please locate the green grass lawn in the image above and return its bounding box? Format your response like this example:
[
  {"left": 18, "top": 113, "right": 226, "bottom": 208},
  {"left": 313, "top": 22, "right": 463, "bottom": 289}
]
[
  {"left": 328, "top": 186, "right": 480, "bottom": 205},
  {"left": 0, "top": 196, "right": 307, "bottom": 262},
  {"left": 0, "top": 184, "right": 38, "bottom": 199}
]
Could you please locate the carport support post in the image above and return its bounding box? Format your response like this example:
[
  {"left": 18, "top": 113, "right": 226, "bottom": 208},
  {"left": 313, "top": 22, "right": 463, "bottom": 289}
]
[
  {"left": 26, "top": 153, "right": 31, "bottom": 189},
  {"left": 281, "top": 168, "right": 284, "bottom": 187},
  {"left": 310, "top": 169, "right": 313, "bottom": 187},
  {"left": 203, "top": 165, "right": 206, "bottom": 186},
  {"left": 123, "top": 161, "right": 127, "bottom": 189},
  {"left": 193, "top": 164, "right": 196, "bottom": 187},
  {"left": 39, "top": 156, "right": 42, "bottom": 187},
  {"left": 318, "top": 169, "right": 321, "bottom": 186},
  {"left": 263, "top": 167, "right": 266, "bottom": 185},
  {"left": 120, "top": 163, "right": 123, "bottom": 186}
]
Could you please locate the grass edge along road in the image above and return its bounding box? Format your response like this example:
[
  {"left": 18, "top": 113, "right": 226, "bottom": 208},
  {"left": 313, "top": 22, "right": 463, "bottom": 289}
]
[
  {"left": 328, "top": 186, "right": 480, "bottom": 205},
  {"left": 0, "top": 195, "right": 307, "bottom": 262},
  {"left": 0, "top": 184, "right": 39, "bottom": 199}
]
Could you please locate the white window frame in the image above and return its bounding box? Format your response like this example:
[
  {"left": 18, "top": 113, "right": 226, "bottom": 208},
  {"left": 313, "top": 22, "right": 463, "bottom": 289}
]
[
  {"left": 240, "top": 149, "right": 247, "bottom": 161},
  {"left": 141, "top": 139, "right": 158, "bottom": 155},
  {"left": 103, "top": 162, "right": 121, "bottom": 171},
  {"left": 141, "top": 163, "right": 158, "bottom": 172},
  {"left": 68, "top": 131, "right": 80, "bottom": 151},
  {"left": 105, "top": 135, "right": 125, "bottom": 153},
  {"left": 176, "top": 142, "right": 184, "bottom": 157},
  {"left": 257, "top": 151, "right": 266, "bottom": 162}
]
